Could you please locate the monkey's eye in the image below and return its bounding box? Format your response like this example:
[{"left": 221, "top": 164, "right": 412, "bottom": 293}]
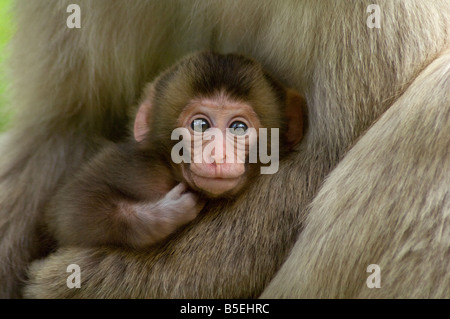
[
  {"left": 229, "top": 121, "right": 248, "bottom": 135},
  {"left": 191, "top": 118, "right": 210, "bottom": 132}
]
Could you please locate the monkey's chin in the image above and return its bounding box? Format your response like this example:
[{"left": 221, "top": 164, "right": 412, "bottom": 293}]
[{"left": 191, "top": 174, "right": 242, "bottom": 197}]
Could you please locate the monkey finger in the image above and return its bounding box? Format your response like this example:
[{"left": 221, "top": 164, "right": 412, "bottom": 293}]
[
  {"left": 180, "top": 192, "right": 206, "bottom": 213},
  {"left": 179, "top": 192, "right": 198, "bottom": 206},
  {"left": 165, "top": 183, "right": 187, "bottom": 199}
]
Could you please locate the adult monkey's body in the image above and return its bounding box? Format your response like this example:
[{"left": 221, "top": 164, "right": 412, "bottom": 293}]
[{"left": 0, "top": 0, "right": 448, "bottom": 298}]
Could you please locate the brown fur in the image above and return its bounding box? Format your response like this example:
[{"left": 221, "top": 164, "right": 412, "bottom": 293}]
[
  {"left": 0, "top": 0, "right": 448, "bottom": 298},
  {"left": 45, "top": 51, "right": 298, "bottom": 250}
]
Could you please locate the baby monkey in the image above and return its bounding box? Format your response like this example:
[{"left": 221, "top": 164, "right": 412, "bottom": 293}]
[{"left": 46, "top": 51, "right": 305, "bottom": 249}]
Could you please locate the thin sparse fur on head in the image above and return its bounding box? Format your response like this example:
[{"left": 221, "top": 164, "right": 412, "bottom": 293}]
[{"left": 144, "top": 51, "right": 287, "bottom": 149}]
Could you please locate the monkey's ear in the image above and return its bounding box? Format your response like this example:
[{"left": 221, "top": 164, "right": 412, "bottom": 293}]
[
  {"left": 285, "top": 89, "right": 305, "bottom": 148},
  {"left": 134, "top": 83, "right": 155, "bottom": 142}
]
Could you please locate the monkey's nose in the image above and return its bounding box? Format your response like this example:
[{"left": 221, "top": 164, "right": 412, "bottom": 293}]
[
  {"left": 210, "top": 144, "right": 227, "bottom": 164},
  {"left": 211, "top": 153, "right": 225, "bottom": 164}
]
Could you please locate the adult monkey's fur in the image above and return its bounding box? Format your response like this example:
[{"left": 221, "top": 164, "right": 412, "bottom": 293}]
[{"left": 0, "top": 0, "right": 448, "bottom": 298}]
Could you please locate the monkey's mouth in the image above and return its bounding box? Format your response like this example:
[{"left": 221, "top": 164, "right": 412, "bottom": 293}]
[{"left": 191, "top": 173, "right": 242, "bottom": 196}]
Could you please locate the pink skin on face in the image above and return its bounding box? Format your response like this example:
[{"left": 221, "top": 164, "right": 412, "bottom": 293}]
[{"left": 177, "top": 93, "right": 261, "bottom": 196}]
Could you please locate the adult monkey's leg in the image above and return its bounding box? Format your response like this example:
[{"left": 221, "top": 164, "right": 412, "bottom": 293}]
[
  {"left": 262, "top": 48, "right": 450, "bottom": 298},
  {"left": 0, "top": 0, "right": 183, "bottom": 297}
]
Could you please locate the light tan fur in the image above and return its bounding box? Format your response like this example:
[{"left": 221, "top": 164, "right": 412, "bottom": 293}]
[
  {"left": 262, "top": 47, "right": 450, "bottom": 298},
  {"left": 0, "top": 0, "right": 448, "bottom": 298}
]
